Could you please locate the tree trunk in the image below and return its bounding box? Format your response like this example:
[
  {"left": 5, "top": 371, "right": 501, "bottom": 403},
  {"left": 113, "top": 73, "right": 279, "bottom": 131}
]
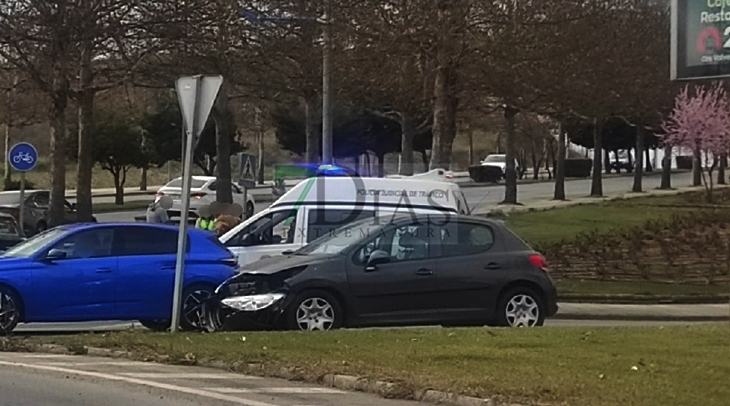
[
  {"left": 627, "top": 148, "right": 633, "bottom": 169},
  {"left": 353, "top": 155, "right": 360, "bottom": 175},
  {"left": 140, "top": 167, "right": 147, "bottom": 191},
  {"left": 303, "top": 95, "right": 320, "bottom": 164},
  {"left": 49, "top": 93, "right": 69, "bottom": 227},
  {"left": 3, "top": 74, "right": 18, "bottom": 186},
  {"left": 75, "top": 41, "right": 94, "bottom": 222},
  {"left": 661, "top": 145, "right": 672, "bottom": 189},
  {"left": 590, "top": 118, "right": 604, "bottom": 197},
  {"left": 632, "top": 126, "right": 645, "bottom": 193},
  {"left": 429, "top": 40, "right": 458, "bottom": 170},
  {"left": 502, "top": 107, "right": 519, "bottom": 204},
  {"left": 214, "top": 85, "right": 233, "bottom": 204},
  {"left": 554, "top": 123, "right": 566, "bottom": 200},
  {"left": 257, "top": 126, "right": 265, "bottom": 185},
  {"left": 604, "top": 149, "right": 611, "bottom": 173},
  {"left": 468, "top": 126, "right": 474, "bottom": 166},
  {"left": 399, "top": 115, "right": 415, "bottom": 176},
  {"left": 718, "top": 154, "right": 727, "bottom": 185},
  {"left": 112, "top": 169, "right": 125, "bottom": 206},
  {"left": 3, "top": 124, "right": 10, "bottom": 186},
  {"left": 496, "top": 132, "right": 502, "bottom": 154},
  {"left": 693, "top": 148, "right": 702, "bottom": 186},
  {"left": 421, "top": 151, "right": 429, "bottom": 173},
  {"left": 645, "top": 147, "right": 653, "bottom": 172}
]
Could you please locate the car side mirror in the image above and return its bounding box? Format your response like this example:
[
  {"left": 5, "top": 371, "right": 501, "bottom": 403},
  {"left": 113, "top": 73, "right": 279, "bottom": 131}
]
[
  {"left": 365, "top": 250, "right": 390, "bottom": 272},
  {"left": 45, "top": 249, "right": 67, "bottom": 261}
]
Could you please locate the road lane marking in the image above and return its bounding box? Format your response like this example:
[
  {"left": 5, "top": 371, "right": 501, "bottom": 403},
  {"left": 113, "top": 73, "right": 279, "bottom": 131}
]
[
  {"left": 42, "top": 361, "right": 149, "bottom": 367},
  {"left": 118, "top": 372, "right": 261, "bottom": 379},
  {"left": 203, "top": 387, "right": 345, "bottom": 394},
  {"left": 0, "top": 360, "right": 276, "bottom": 406}
]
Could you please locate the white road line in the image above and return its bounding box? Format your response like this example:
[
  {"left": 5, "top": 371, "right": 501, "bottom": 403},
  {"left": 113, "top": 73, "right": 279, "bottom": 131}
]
[
  {"left": 204, "top": 387, "right": 345, "bottom": 394},
  {"left": 118, "top": 372, "right": 261, "bottom": 380},
  {"left": 42, "top": 361, "right": 149, "bottom": 367},
  {"left": 8, "top": 354, "right": 76, "bottom": 358},
  {"left": 0, "top": 360, "right": 276, "bottom": 406}
]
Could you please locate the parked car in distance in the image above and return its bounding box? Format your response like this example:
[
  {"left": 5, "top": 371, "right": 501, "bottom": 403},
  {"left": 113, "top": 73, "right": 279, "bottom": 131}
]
[
  {"left": 0, "top": 213, "right": 24, "bottom": 254},
  {"left": 156, "top": 176, "right": 256, "bottom": 220},
  {"left": 205, "top": 213, "right": 558, "bottom": 332},
  {"left": 0, "top": 223, "right": 238, "bottom": 335},
  {"left": 0, "top": 190, "right": 96, "bottom": 236},
  {"left": 480, "top": 154, "right": 521, "bottom": 179}
]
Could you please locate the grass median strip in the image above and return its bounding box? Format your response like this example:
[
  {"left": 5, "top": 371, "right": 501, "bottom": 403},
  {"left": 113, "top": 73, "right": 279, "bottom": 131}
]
[{"left": 18, "top": 325, "right": 730, "bottom": 406}]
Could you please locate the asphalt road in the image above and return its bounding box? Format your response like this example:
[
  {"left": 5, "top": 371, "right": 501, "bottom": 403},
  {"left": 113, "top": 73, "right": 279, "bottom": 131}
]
[
  {"left": 0, "top": 352, "right": 431, "bottom": 406},
  {"left": 93, "top": 171, "right": 696, "bottom": 223}
]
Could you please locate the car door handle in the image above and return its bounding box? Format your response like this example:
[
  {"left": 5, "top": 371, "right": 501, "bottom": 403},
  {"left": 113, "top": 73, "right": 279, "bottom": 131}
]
[
  {"left": 485, "top": 262, "right": 502, "bottom": 270},
  {"left": 415, "top": 269, "right": 434, "bottom": 276},
  {"left": 95, "top": 268, "right": 113, "bottom": 274}
]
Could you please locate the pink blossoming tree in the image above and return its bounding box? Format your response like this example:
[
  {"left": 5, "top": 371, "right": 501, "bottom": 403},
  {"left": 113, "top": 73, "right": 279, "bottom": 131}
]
[{"left": 661, "top": 83, "right": 730, "bottom": 202}]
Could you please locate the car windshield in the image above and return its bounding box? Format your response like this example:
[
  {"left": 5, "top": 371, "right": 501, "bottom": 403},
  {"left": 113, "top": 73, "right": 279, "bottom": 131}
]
[
  {"left": 2, "top": 228, "right": 68, "bottom": 258},
  {"left": 166, "top": 178, "right": 207, "bottom": 189},
  {"left": 485, "top": 155, "right": 506, "bottom": 163},
  {"left": 295, "top": 220, "right": 385, "bottom": 256},
  {"left": 0, "top": 193, "right": 20, "bottom": 206},
  {"left": 0, "top": 218, "right": 19, "bottom": 235}
]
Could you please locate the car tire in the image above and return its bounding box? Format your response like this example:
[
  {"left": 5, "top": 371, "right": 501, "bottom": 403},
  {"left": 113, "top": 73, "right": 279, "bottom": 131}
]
[
  {"left": 139, "top": 320, "right": 169, "bottom": 332},
  {"left": 0, "top": 286, "right": 22, "bottom": 335},
  {"left": 203, "top": 301, "right": 232, "bottom": 333},
  {"left": 245, "top": 201, "right": 254, "bottom": 219},
  {"left": 179, "top": 284, "right": 215, "bottom": 332},
  {"left": 496, "top": 287, "right": 545, "bottom": 328},
  {"left": 286, "top": 290, "right": 343, "bottom": 331}
]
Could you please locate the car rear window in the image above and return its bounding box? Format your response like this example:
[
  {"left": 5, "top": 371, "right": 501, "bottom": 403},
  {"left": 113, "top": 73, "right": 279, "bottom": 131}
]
[{"left": 166, "top": 178, "right": 207, "bottom": 189}]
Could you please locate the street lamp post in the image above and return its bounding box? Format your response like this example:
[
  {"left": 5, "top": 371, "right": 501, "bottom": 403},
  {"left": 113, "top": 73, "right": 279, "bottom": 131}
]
[{"left": 243, "top": 6, "right": 333, "bottom": 165}]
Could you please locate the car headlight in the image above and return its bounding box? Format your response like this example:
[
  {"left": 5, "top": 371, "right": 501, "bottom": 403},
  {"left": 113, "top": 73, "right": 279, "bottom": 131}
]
[{"left": 220, "top": 293, "right": 286, "bottom": 312}]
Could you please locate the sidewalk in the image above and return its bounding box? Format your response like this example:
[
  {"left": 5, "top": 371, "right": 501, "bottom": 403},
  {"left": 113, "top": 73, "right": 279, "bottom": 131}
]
[{"left": 555, "top": 302, "right": 729, "bottom": 321}]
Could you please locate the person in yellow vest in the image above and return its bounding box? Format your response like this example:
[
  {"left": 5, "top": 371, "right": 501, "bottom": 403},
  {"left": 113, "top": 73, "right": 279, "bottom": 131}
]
[{"left": 195, "top": 205, "right": 216, "bottom": 232}]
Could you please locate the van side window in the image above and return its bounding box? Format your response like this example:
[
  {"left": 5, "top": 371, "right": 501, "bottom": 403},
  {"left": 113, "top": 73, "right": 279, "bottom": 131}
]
[
  {"left": 307, "top": 209, "right": 376, "bottom": 243},
  {"left": 225, "top": 210, "right": 298, "bottom": 247}
]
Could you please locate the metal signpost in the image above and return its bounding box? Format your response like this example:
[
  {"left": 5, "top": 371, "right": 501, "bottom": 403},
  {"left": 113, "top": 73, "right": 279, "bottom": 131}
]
[
  {"left": 170, "top": 75, "right": 223, "bottom": 332},
  {"left": 8, "top": 142, "right": 38, "bottom": 237},
  {"left": 238, "top": 153, "right": 256, "bottom": 220},
  {"left": 671, "top": 0, "right": 730, "bottom": 80}
]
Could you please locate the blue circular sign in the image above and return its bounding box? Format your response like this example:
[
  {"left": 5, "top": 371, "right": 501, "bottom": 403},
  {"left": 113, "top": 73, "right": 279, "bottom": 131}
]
[{"left": 8, "top": 142, "right": 38, "bottom": 172}]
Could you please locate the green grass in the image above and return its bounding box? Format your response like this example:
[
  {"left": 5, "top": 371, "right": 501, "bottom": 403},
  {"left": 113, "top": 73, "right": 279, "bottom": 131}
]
[
  {"left": 92, "top": 200, "right": 153, "bottom": 213},
  {"left": 504, "top": 193, "right": 703, "bottom": 246},
  {"left": 556, "top": 280, "right": 730, "bottom": 298},
  {"left": 18, "top": 326, "right": 730, "bottom": 406}
]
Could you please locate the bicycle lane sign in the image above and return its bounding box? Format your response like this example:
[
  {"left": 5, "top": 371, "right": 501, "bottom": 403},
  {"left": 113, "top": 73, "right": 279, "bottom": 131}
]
[{"left": 8, "top": 142, "right": 38, "bottom": 172}]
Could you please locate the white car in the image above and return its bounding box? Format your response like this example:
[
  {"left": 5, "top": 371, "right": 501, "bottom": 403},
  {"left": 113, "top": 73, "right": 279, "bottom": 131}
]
[
  {"left": 480, "top": 154, "right": 520, "bottom": 178},
  {"left": 156, "top": 176, "right": 256, "bottom": 219}
]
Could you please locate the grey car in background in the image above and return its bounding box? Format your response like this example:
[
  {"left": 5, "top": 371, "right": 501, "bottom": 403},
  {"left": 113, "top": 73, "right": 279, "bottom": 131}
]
[{"left": 0, "top": 190, "right": 95, "bottom": 236}]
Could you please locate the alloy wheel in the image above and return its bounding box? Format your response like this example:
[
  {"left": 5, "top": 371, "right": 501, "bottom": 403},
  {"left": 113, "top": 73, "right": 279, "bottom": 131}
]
[
  {"left": 183, "top": 289, "right": 212, "bottom": 330},
  {"left": 0, "top": 292, "right": 19, "bottom": 333},
  {"left": 505, "top": 294, "right": 540, "bottom": 327},
  {"left": 296, "top": 298, "right": 335, "bottom": 331}
]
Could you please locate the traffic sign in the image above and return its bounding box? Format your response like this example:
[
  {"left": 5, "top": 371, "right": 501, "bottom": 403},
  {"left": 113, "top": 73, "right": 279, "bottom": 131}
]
[
  {"left": 8, "top": 142, "right": 38, "bottom": 172},
  {"left": 170, "top": 75, "right": 224, "bottom": 333},
  {"left": 175, "top": 75, "right": 223, "bottom": 139},
  {"left": 238, "top": 153, "right": 257, "bottom": 189}
]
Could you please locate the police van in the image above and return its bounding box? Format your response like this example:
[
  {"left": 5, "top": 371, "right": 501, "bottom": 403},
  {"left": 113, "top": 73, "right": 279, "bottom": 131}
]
[{"left": 219, "top": 175, "right": 469, "bottom": 266}]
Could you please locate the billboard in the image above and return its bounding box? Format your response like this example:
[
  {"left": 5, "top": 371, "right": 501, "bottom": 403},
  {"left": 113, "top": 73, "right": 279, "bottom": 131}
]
[{"left": 671, "top": 0, "right": 730, "bottom": 80}]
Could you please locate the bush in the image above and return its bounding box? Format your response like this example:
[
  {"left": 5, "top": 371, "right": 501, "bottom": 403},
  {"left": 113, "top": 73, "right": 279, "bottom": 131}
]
[
  {"left": 468, "top": 165, "right": 503, "bottom": 183},
  {"left": 564, "top": 159, "right": 592, "bottom": 178},
  {"left": 3, "top": 178, "right": 36, "bottom": 191},
  {"left": 676, "top": 155, "right": 693, "bottom": 170}
]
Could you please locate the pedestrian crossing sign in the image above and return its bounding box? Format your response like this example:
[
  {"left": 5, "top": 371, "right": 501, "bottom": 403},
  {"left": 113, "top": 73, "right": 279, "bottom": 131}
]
[{"left": 238, "top": 153, "right": 256, "bottom": 188}]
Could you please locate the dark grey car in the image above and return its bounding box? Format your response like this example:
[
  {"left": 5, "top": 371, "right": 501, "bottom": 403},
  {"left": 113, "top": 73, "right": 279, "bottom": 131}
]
[
  {"left": 204, "top": 214, "right": 558, "bottom": 331},
  {"left": 0, "top": 190, "right": 94, "bottom": 236}
]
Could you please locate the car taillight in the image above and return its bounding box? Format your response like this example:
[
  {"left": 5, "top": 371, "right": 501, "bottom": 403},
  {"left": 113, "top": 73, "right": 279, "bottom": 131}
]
[
  {"left": 529, "top": 254, "right": 549, "bottom": 272},
  {"left": 191, "top": 192, "right": 207, "bottom": 199}
]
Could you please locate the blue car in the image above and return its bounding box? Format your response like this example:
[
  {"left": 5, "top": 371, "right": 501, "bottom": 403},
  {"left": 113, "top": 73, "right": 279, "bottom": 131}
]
[{"left": 0, "top": 223, "right": 237, "bottom": 335}]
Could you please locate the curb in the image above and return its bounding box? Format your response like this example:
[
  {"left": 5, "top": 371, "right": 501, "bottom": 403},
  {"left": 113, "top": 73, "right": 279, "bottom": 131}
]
[
  {"left": 8, "top": 343, "right": 516, "bottom": 406},
  {"left": 557, "top": 295, "right": 730, "bottom": 305},
  {"left": 552, "top": 313, "right": 729, "bottom": 322}
]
